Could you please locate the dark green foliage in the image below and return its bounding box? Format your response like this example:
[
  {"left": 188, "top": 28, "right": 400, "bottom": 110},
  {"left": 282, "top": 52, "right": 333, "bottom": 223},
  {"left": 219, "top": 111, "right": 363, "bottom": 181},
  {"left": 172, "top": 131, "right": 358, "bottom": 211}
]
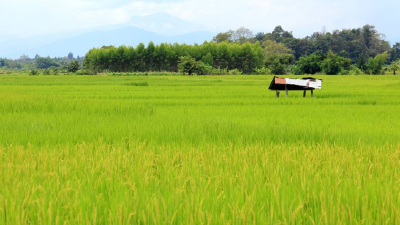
[
  {"left": 201, "top": 53, "right": 214, "bottom": 66},
  {"left": 264, "top": 25, "right": 294, "bottom": 43},
  {"left": 251, "top": 25, "right": 391, "bottom": 63},
  {"left": 266, "top": 57, "right": 292, "bottom": 75},
  {"left": 365, "top": 52, "right": 388, "bottom": 75},
  {"left": 294, "top": 51, "right": 352, "bottom": 75},
  {"left": 67, "top": 60, "right": 80, "bottom": 73},
  {"left": 76, "top": 69, "right": 97, "bottom": 75},
  {"left": 293, "top": 52, "right": 326, "bottom": 75},
  {"left": 389, "top": 43, "right": 400, "bottom": 62},
  {"left": 178, "top": 56, "right": 201, "bottom": 75},
  {"left": 84, "top": 42, "right": 264, "bottom": 74},
  {"left": 2, "top": 53, "right": 83, "bottom": 71},
  {"left": 263, "top": 40, "right": 294, "bottom": 74},
  {"left": 51, "top": 67, "right": 59, "bottom": 75},
  {"left": 43, "top": 69, "right": 51, "bottom": 75},
  {"left": 0, "top": 58, "right": 22, "bottom": 69},
  {"left": 176, "top": 56, "right": 246, "bottom": 75},
  {"left": 320, "top": 51, "right": 352, "bottom": 75},
  {"left": 255, "top": 32, "right": 265, "bottom": 43},
  {"left": 29, "top": 70, "right": 39, "bottom": 76},
  {"left": 35, "top": 57, "right": 59, "bottom": 69},
  {"left": 357, "top": 54, "right": 368, "bottom": 72}
]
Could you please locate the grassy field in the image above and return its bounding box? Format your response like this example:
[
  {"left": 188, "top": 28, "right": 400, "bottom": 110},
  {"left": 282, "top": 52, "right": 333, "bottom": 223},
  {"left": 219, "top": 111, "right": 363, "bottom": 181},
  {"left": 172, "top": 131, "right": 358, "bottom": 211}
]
[{"left": 0, "top": 74, "right": 400, "bottom": 224}]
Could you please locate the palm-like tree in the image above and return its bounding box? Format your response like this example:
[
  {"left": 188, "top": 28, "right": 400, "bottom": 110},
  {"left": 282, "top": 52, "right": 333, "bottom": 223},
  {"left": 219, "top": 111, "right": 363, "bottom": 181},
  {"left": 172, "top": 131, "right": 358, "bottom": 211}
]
[{"left": 390, "top": 61, "right": 400, "bottom": 75}]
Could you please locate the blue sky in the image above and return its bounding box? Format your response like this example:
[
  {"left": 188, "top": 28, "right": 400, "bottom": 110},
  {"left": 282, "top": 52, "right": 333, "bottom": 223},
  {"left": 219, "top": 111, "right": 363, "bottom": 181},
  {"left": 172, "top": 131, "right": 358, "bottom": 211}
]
[{"left": 0, "top": 0, "right": 399, "bottom": 43}]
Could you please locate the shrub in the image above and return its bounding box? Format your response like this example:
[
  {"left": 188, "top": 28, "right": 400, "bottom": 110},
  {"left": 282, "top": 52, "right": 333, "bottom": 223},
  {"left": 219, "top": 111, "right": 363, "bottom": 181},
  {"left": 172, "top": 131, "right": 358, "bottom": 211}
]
[
  {"left": 67, "top": 60, "right": 80, "bottom": 73},
  {"left": 321, "top": 51, "right": 352, "bottom": 75},
  {"left": 347, "top": 65, "right": 364, "bottom": 75},
  {"left": 29, "top": 70, "right": 39, "bottom": 76},
  {"left": 178, "top": 56, "right": 201, "bottom": 75},
  {"left": 125, "top": 81, "right": 149, "bottom": 86},
  {"left": 255, "top": 67, "right": 271, "bottom": 75},
  {"left": 51, "top": 67, "right": 59, "bottom": 75},
  {"left": 211, "top": 67, "right": 228, "bottom": 75},
  {"left": 364, "top": 51, "right": 388, "bottom": 75},
  {"left": 293, "top": 52, "right": 326, "bottom": 75},
  {"left": 43, "top": 69, "right": 51, "bottom": 75},
  {"left": 228, "top": 69, "right": 243, "bottom": 75},
  {"left": 76, "top": 70, "right": 97, "bottom": 75}
]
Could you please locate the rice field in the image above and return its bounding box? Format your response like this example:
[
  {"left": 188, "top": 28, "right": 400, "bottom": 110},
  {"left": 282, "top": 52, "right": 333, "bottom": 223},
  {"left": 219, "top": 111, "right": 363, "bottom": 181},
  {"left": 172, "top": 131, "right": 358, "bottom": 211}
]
[{"left": 0, "top": 74, "right": 400, "bottom": 224}]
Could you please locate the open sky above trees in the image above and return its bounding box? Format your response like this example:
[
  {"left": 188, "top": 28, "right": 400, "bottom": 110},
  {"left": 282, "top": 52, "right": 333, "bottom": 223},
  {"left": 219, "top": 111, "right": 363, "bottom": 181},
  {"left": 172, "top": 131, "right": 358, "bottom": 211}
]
[{"left": 0, "top": 0, "right": 399, "bottom": 44}]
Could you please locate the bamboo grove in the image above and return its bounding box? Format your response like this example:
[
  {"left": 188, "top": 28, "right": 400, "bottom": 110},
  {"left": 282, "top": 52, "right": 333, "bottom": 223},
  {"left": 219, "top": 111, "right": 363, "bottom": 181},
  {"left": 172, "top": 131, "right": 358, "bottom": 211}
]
[{"left": 83, "top": 41, "right": 264, "bottom": 74}]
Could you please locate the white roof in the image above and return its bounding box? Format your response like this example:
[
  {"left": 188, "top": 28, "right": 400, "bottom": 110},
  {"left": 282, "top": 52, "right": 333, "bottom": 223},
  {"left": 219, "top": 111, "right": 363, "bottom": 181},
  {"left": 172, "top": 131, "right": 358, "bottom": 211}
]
[{"left": 285, "top": 78, "right": 322, "bottom": 89}]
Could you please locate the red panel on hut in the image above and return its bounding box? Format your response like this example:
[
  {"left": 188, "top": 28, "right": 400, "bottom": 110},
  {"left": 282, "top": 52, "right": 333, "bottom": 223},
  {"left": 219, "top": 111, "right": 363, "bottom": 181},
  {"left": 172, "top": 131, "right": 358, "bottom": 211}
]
[{"left": 275, "top": 78, "right": 286, "bottom": 85}]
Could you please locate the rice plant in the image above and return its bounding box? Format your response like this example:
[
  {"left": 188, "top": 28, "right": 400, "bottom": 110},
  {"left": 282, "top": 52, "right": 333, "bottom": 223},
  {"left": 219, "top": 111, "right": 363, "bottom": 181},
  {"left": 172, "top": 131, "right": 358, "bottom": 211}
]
[{"left": 0, "top": 74, "right": 399, "bottom": 224}]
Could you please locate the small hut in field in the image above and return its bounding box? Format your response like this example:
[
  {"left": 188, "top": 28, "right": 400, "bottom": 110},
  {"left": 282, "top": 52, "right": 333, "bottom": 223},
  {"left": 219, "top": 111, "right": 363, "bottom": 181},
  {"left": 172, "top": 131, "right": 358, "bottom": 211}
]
[{"left": 269, "top": 76, "right": 322, "bottom": 98}]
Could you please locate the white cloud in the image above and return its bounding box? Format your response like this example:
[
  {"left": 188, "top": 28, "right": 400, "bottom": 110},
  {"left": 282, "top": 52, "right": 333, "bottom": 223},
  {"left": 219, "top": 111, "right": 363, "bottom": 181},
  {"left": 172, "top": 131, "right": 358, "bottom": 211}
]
[
  {"left": 116, "top": 0, "right": 274, "bottom": 31},
  {"left": 0, "top": 0, "right": 399, "bottom": 42}
]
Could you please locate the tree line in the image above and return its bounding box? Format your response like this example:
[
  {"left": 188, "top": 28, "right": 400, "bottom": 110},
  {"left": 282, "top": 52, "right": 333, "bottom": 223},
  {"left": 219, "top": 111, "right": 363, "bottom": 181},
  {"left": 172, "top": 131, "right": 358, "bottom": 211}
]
[
  {"left": 1, "top": 24, "right": 400, "bottom": 75},
  {"left": 211, "top": 25, "right": 400, "bottom": 75},
  {"left": 82, "top": 24, "right": 399, "bottom": 75},
  {"left": 0, "top": 53, "right": 83, "bottom": 71},
  {"left": 218, "top": 25, "right": 395, "bottom": 62}
]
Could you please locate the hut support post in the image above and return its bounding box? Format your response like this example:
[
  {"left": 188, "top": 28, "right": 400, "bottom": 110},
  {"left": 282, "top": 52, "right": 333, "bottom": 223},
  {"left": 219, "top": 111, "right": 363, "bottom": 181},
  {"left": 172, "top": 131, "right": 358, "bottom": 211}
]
[
  {"left": 285, "top": 85, "right": 288, "bottom": 97},
  {"left": 276, "top": 91, "right": 280, "bottom": 98},
  {"left": 303, "top": 90, "right": 306, "bottom": 98},
  {"left": 311, "top": 90, "right": 314, "bottom": 98}
]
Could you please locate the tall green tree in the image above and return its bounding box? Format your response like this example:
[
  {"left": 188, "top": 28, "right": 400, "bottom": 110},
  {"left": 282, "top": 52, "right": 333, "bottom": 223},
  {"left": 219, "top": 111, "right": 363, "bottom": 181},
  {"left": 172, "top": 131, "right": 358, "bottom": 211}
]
[
  {"left": 366, "top": 51, "right": 388, "bottom": 75},
  {"left": 178, "top": 56, "right": 200, "bottom": 75},
  {"left": 320, "top": 51, "right": 351, "bottom": 75},
  {"left": 390, "top": 43, "right": 400, "bottom": 62},
  {"left": 213, "top": 31, "right": 234, "bottom": 43},
  {"left": 293, "top": 52, "right": 326, "bottom": 75},
  {"left": 201, "top": 53, "right": 214, "bottom": 66},
  {"left": 263, "top": 40, "right": 294, "bottom": 74},
  {"left": 67, "top": 60, "right": 80, "bottom": 73}
]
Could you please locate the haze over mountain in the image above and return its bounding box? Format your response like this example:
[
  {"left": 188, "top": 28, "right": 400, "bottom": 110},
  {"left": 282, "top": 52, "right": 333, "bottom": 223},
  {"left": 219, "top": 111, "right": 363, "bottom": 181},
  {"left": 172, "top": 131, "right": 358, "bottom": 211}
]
[
  {"left": 0, "top": 13, "right": 214, "bottom": 59},
  {"left": 24, "top": 28, "right": 213, "bottom": 59},
  {"left": 126, "top": 12, "right": 208, "bottom": 36}
]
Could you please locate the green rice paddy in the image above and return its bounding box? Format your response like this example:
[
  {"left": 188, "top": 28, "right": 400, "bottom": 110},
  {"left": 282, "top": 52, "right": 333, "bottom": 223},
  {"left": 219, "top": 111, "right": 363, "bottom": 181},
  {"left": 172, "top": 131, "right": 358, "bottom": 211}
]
[{"left": 0, "top": 75, "right": 399, "bottom": 224}]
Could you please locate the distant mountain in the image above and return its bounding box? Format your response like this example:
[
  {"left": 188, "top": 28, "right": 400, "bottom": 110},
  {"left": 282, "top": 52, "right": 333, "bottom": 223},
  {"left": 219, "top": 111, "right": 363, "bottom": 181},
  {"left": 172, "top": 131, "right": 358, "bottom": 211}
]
[
  {"left": 10, "top": 27, "right": 213, "bottom": 58},
  {"left": 0, "top": 31, "right": 90, "bottom": 59},
  {"left": 0, "top": 13, "right": 214, "bottom": 59}
]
